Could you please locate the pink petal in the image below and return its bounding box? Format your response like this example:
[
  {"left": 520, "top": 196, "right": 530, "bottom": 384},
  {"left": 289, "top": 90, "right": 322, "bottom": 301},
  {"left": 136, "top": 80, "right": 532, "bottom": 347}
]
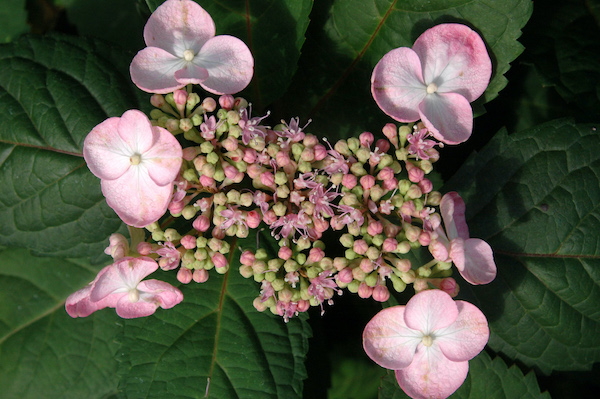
[
  {"left": 174, "top": 63, "right": 209, "bottom": 85},
  {"left": 101, "top": 167, "right": 174, "bottom": 227},
  {"left": 440, "top": 191, "right": 469, "bottom": 241},
  {"left": 130, "top": 47, "right": 188, "bottom": 94},
  {"left": 91, "top": 257, "right": 158, "bottom": 302},
  {"left": 371, "top": 47, "right": 426, "bottom": 122},
  {"left": 450, "top": 238, "right": 497, "bottom": 285},
  {"left": 117, "top": 110, "right": 155, "bottom": 155},
  {"left": 142, "top": 126, "right": 183, "bottom": 186},
  {"left": 429, "top": 240, "right": 449, "bottom": 262},
  {"left": 419, "top": 92, "right": 473, "bottom": 144},
  {"left": 436, "top": 300, "right": 489, "bottom": 362},
  {"left": 143, "top": 0, "right": 215, "bottom": 57},
  {"left": 138, "top": 279, "right": 184, "bottom": 309},
  {"left": 404, "top": 290, "right": 458, "bottom": 333},
  {"left": 362, "top": 306, "right": 422, "bottom": 369},
  {"left": 83, "top": 117, "right": 132, "bottom": 180},
  {"left": 395, "top": 345, "right": 469, "bottom": 399},
  {"left": 196, "top": 35, "right": 254, "bottom": 95},
  {"left": 413, "top": 23, "right": 492, "bottom": 102},
  {"left": 115, "top": 294, "right": 160, "bottom": 318},
  {"left": 65, "top": 265, "right": 112, "bottom": 317}
]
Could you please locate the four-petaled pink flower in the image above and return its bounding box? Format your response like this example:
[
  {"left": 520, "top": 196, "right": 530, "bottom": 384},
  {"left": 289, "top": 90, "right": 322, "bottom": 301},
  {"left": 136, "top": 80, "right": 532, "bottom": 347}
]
[
  {"left": 371, "top": 23, "right": 492, "bottom": 144},
  {"left": 130, "top": 0, "right": 254, "bottom": 95},
  {"left": 429, "top": 192, "right": 496, "bottom": 285},
  {"left": 66, "top": 257, "right": 183, "bottom": 319},
  {"left": 84, "top": 110, "right": 183, "bottom": 227},
  {"left": 363, "top": 289, "right": 489, "bottom": 399}
]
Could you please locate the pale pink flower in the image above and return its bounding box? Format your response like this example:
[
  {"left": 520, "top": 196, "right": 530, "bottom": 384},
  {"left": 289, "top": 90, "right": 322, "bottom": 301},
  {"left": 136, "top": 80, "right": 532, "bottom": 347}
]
[
  {"left": 155, "top": 241, "right": 182, "bottom": 270},
  {"left": 130, "top": 0, "right": 253, "bottom": 95},
  {"left": 363, "top": 289, "right": 489, "bottom": 399},
  {"left": 104, "top": 233, "right": 129, "bottom": 260},
  {"left": 66, "top": 257, "right": 183, "bottom": 319},
  {"left": 429, "top": 192, "right": 496, "bottom": 285},
  {"left": 371, "top": 24, "right": 492, "bottom": 144},
  {"left": 83, "top": 110, "right": 182, "bottom": 227}
]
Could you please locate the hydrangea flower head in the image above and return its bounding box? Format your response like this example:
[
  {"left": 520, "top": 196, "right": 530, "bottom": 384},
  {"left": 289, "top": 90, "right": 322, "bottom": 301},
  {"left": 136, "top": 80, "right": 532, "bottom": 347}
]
[
  {"left": 83, "top": 109, "right": 182, "bottom": 227},
  {"left": 130, "top": 0, "right": 254, "bottom": 94},
  {"left": 66, "top": 257, "right": 183, "bottom": 319},
  {"left": 371, "top": 23, "right": 492, "bottom": 144},
  {"left": 429, "top": 192, "right": 497, "bottom": 285},
  {"left": 363, "top": 289, "right": 489, "bottom": 399}
]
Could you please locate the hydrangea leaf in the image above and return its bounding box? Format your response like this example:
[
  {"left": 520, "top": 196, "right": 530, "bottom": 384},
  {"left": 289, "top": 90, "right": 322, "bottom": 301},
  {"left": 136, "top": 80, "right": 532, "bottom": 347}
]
[
  {"left": 279, "top": 0, "right": 532, "bottom": 140},
  {"left": 0, "top": 34, "right": 145, "bottom": 260},
  {"left": 0, "top": 248, "right": 120, "bottom": 399},
  {"left": 444, "top": 119, "right": 600, "bottom": 373},
  {"left": 379, "top": 352, "right": 550, "bottom": 398},
  {"left": 0, "top": 0, "right": 28, "bottom": 43},
  {"left": 118, "top": 242, "right": 311, "bottom": 398},
  {"left": 146, "top": 0, "right": 313, "bottom": 109}
]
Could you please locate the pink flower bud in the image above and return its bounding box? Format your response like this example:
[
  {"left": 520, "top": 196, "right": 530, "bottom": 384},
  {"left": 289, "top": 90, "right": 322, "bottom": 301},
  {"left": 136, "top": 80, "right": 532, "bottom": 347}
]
[
  {"left": 360, "top": 258, "right": 374, "bottom": 273},
  {"left": 193, "top": 269, "right": 209, "bottom": 283},
  {"left": 202, "top": 97, "right": 217, "bottom": 112},
  {"left": 168, "top": 200, "right": 185, "bottom": 214},
  {"left": 300, "top": 148, "right": 315, "bottom": 162},
  {"left": 382, "top": 123, "right": 398, "bottom": 148},
  {"left": 104, "top": 233, "right": 129, "bottom": 260},
  {"left": 418, "top": 178, "right": 433, "bottom": 194},
  {"left": 212, "top": 252, "right": 228, "bottom": 269},
  {"left": 137, "top": 242, "right": 152, "bottom": 255},
  {"left": 303, "top": 134, "right": 318, "bottom": 147},
  {"left": 150, "top": 94, "right": 166, "bottom": 108},
  {"left": 408, "top": 165, "right": 425, "bottom": 183},
  {"left": 180, "top": 235, "right": 197, "bottom": 249},
  {"left": 177, "top": 267, "right": 193, "bottom": 284},
  {"left": 337, "top": 267, "right": 354, "bottom": 283},
  {"left": 199, "top": 175, "right": 216, "bottom": 188},
  {"left": 395, "top": 258, "right": 412, "bottom": 272},
  {"left": 244, "top": 210, "right": 259, "bottom": 228},
  {"left": 243, "top": 147, "right": 258, "bottom": 163},
  {"left": 353, "top": 239, "right": 368, "bottom": 255},
  {"left": 246, "top": 163, "right": 262, "bottom": 179},
  {"left": 263, "top": 210, "right": 277, "bottom": 225},
  {"left": 193, "top": 215, "right": 210, "bottom": 232},
  {"left": 276, "top": 151, "right": 291, "bottom": 167},
  {"left": 224, "top": 165, "right": 239, "bottom": 180},
  {"left": 221, "top": 137, "right": 238, "bottom": 152},
  {"left": 382, "top": 177, "right": 398, "bottom": 191},
  {"left": 278, "top": 246, "right": 293, "bottom": 260},
  {"left": 260, "top": 172, "right": 275, "bottom": 187},
  {"left": 360, "top": 175, "right": 375, "bottom": 190},
  {"left": 413, "top": 279, "right": 429, "bottom": 292},
  {"left": 313, "top": 144, "right": 327, "bottom": 161},
  {"left": 358, "top": 282, "right": 373, "bottom": 298},
  {"left": 308, "top": 247, "right": 325, "bottom": 263},
  {"left": 384, "top": 223, "right": 401, "bottom": 237},
  {"left": 400, "top": 201, "right": 416, "bottom": 218},
  {"left": 219, "top": 94, "right": 235, "bottom": 110},
  {"left": 173, "top": 89, "right": 187, "bottom": 105},
  {"left": 359, "top": 132, "right": 374, "bottom": 147},
  {"left": 418, "top": 231, "right": 431, "bottom": 246},
  {"left": 382, "top": 238, "right": 398, "bottom": 253},
  {"left": 212, "top": 227, "right": 226, "bottom": 239},
  {"left": 297, "top": 300, "right": 310, "bottom": 313},
  {"left": 183, "top": 147, "right": 199, "bottom": 160},
  {"left": 377, "top": 167, "right": 395, "bottom": 181},
  {"left": 367, "top": 221, "right": 383, "bottom": 236},
  {"left": 313, "top": 217, "right": 329, "bottom": 233},
  {"left": 440, "top": 278, "right": 459, "bottom": 297},
  {"left": 341, "top": 174, "right": 357, "bottom": 189},
  {"left": 240, "top": 250, "right": 256, "bottom": 266},
  {"left": 372, "top": 285, "right": 390, "bottom": 302},
  {"left": 375, "top": 139, "right": 390, "bottom": 153}
]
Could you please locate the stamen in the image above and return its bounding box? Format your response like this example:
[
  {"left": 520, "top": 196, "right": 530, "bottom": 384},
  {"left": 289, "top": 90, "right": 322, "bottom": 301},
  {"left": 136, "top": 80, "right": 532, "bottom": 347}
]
[
  {"left": 426, "top": 83, "right": 438, "bottom": 94},
  {"left": 422, "top": 335, "right": 433, "bottom": 347},
  {"left": 183, "top": 49, "right": 195, "bottom": 62},
  {"left": 130, "top": 154, "right": 142, "bottom": 165}
]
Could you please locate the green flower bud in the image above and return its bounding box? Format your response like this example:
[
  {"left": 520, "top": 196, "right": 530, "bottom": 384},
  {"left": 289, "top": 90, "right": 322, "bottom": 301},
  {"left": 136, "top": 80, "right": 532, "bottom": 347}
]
[
  {"left": 272, "top": 278, "right": 285, "bottom": 291},
  {"left": 191, "top": 113, "right": 203, "bottom": 126},
  {"left": 347, "top": 137, "right": 360, "bottom": 152},
  {"left": 164, "top": 228, "right": 181, "bottom": 242},
  {"left": 216, "top": 120, "right": 229, "bottom": 135},
  {"left": 419, "top": 160, "right": 433, "bottom": 174},
  {"left": 366, "top": 246, "right": 380, "bottom": 260},
  {"left": 182, "top": 205, "right": 197, "bottom": 220},
  {"left": 239, "top": 264, "right": 254, "bottom": 278},
  {"left": 395, "top": 148, "right": 408, "bottom": 161},
  {"left": 186, "top": 93, "right": 201, "bottom": 111},
  {"left": 389, "top": 274, "right": 407, "bottom": 292},
  {"left": 298, "top": 160, "right": 312, "bottom": 173},
  {"left": 306, "top": 266, "right": 320, "bottom": 279},
  {"left": 268, "top": 258, "right": 284, "bottom": 271},
  {"left": 215, "top": 264, "right": 229, "bottom": 274},
  {"left": 206, "top": 151, "right": 219, "bottom": 164},
  {"left": 200, "top": 141, "right": 214, "bottom": 154},
  {"left": 255, "top": 248, "right": 268, "bottom": 260},
  {"left": 146, "top": 222, "right": 160, "bottom": 233},
  {"left": 284, "top": 259, "right": 299, "bottom": 272},
  {"left": 370, "top": 185, "right": 384, "bottom": 202},
  {"left": 356, "top": 147, "right": 370, "bottom": 163},
  {"left": 314, "top": 241, "right": 325, "bottom": 250},
  {"left": 347, "top": 280, "right": 360, "bottom": 293},
  {"left": 371, "top": 234, "right": 384, "bottom": 247},
  {"left": 350, "top": 162, "right": 367, "bottom": 176},
  {"left": 427, "top": 191, "right": 442, "bottom": 206},
  {"left": 213, "top": 167, "right": 225, "bottom": 182},
  {"left": 182, "top": 168, "right": 199, "bottom": 183},
  {"left": 276, "top": 185, "right": 290, "bottom": 199},
  {"left": 397, "top": 241, "right": 411, "bottom": 254},
  {"left": 226, "top": 190, "right": 241, "bottom": 204},
  {"left": 398, "top": 179, "right": 411, "bottom": 195},
  {"left": 150, "top": 109, "right": 165, "bottom": 120},
  {"left": 406, "top": 185, "right": 422, "bottom": 200},
  {"left": 378, "top": 154, "right": 393, "bottom": 169},
  {"left": 228, "top": 124, "right": 242, "bottom": 138},
  {"left": 296, "top": 237, "right": 311, "bottom": 251},
  {"left": 390, "top": 161, "right": 403, "bottom": 174},
  {"left": 195, "top": 247, "right": 208, "bottom": 261},
  {"left": 180, "top": 118, "right": 193, "bottom": 132},
  {"left": 398, "top": 125, "right": 411, "bottom": 147},
  {"left": 345, "top": 248, "right": 357, "bottom": 260},
  {"left": 365, "top": 272, "right": 379, "bottom": 287},
  {"left": 227, "top": 110, "right": 241, "bottom": 125},
  {"left": 273, "top": 202, "right": 287, "bottom": 216},
  {"left": 400, "top": 270, "right": 416, "bottom": 284},
  {"left": 239, "top": 192, "right": 254, "bottom": 207},
  {"left": 264, "top": 271, "right": 277, "bottom": 282},
  {"left": 334, "top": 140, "right": 351, "bottom": 156},
  {"left": 216, "top": 108, "right": 228, "bottom": 120},
  {"left": 196, "top": 236, "right": 208, "bottom": 248}
]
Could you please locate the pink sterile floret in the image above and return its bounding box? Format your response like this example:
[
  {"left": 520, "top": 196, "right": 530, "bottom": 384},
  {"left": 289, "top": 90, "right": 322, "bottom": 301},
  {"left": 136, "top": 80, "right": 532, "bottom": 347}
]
[
  {"left": 65, "top": 257, "right": 183, "bottom": 319},
  {"left": 363, "top": 289, "right": 489, "bottom": 399},
  {"left": 429, "top": 192, "right": 497, "bottom": 285},
  {"left": 130, "top": 0, "right": 254, "bottom": 95},
  {"left": 371, "top": 24, "right": 492, "bottom": 144},
  {"left": 83, "top": 110, "right": 183, "bottom": 228}
]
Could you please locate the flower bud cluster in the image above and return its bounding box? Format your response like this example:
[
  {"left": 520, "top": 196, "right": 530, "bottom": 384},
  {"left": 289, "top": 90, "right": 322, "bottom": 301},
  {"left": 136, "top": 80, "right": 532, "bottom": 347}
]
[{"left": 136, "top": 88, "right": 460, "bottom": 322}]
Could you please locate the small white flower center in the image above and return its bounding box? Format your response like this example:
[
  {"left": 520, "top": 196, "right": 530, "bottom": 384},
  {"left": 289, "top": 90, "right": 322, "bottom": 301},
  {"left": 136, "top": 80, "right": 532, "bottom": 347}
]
[
  {"left": 421, "top": 335, "right": 434, "bottom": 347},
  {"left": 183, "top": 49, "right": 195, "bottom": 62},
  {"left": 426, "top": 83, "right": 438, "bottom": 94},
  {"left": 128, "top": 288, "right": 140, "bottom": 303},
  {"left": 130, "top": 154, "right": 142, "bottom": 165}
]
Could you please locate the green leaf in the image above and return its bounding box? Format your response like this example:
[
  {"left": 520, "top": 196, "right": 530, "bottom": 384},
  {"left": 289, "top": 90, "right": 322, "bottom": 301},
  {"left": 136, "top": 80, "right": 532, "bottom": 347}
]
[
  {"left": 521, "top": 0, "right": 600, "bottom": 119},
  {"left": 0, "top": 0, "right": 28, "bottom": 43},
  {"left": 444, "top": 119, "right": 600, "bottom": 373},
  {"left": 0, "top": 248, "right": 120, "bottom": 399},
  {"left": 279, "top": 0, "right": 533, "bottom": 140},
  {"left": 146, "top": 0, "right": 313, "bottom": 109},
  {"left": 0, "top": 34, "right": 145, "bottom": 259},
  {"left": 379, "top": 352, "right": 550, "bottom": 398},
  {"left": 118, "top": 247, "right": 311, "bottom": 398}
]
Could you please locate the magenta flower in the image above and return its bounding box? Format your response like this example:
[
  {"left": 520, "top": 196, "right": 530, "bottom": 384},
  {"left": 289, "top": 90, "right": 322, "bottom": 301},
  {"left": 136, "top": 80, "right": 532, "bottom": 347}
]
[
  {"left": 371, "top": 24, "right": 492, "bottom": 144},
  {"left": 130, "top": 0, "right": 254, "bottom": 95},
  {"left": 83, "top": 110, "right": 182, "bottom": 227},
  {"left": 429, "top": 192, "right": 496, "bottom": 285},
  {"left": 66, "top": 257, "right": 183, "bottom": 319},
  {"left": 363, "top": 289, "right": 489, "bottom": 399}
]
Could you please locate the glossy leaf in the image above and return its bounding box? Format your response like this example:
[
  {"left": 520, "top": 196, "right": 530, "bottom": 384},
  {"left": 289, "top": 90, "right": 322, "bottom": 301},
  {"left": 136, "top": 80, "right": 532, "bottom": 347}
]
[
  {"left": 0, "top": 0, "right": 28, "bottom": 43},
  {"left": 379, "top": 352, "right": 550, "bottom": 398},
  {"left": 0, "top": 248, "right": 120, "bottom": 399},
  {"left": 0, "top": 34, "right": 143, "bottom": 259},
  {"left": 444, "top": 119, "right": 600, "bottom": 373},
  {"left": 118, "top": 246, "right": 311, "bottom": 398},
  {"left": 146, "top": 0, "right": 313, "bottom": 109}
]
